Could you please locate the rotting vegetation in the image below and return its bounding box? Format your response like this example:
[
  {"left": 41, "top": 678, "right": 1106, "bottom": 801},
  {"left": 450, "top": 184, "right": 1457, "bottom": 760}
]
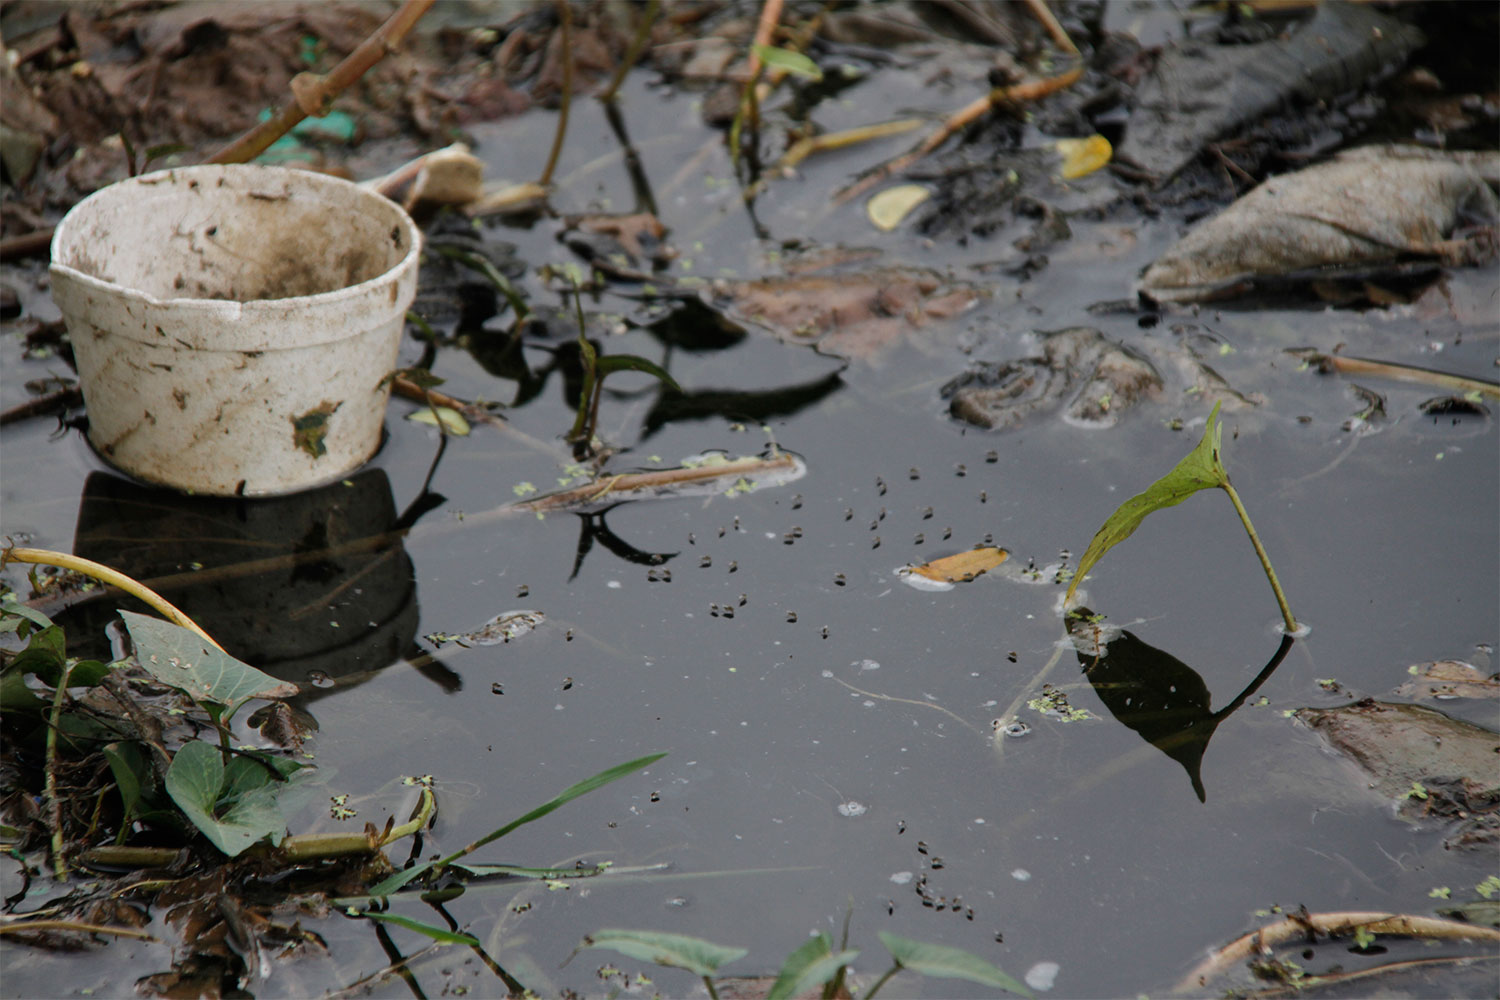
[{"left": 2, "top": 0, "right": 1499, "bottom": 996}]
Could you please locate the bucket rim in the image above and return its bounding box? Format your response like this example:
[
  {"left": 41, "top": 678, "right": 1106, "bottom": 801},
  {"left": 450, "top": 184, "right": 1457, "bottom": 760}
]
[{"left": 48, "top": 163, "right": 422, "bottom": 314}]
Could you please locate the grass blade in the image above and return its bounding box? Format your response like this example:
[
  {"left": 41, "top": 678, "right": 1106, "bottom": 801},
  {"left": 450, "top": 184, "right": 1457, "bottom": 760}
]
[
  {"left": 359, "top": 912, "right": 479, "bottom": 946},
  {"left": 367, "top": 752, "right": 665, "bottom": 897}
]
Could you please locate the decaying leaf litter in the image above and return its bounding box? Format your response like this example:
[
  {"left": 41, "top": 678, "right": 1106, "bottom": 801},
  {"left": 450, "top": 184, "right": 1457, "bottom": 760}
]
[{"left": 2, "top": 0, "right": 1498, "bottom": 997}]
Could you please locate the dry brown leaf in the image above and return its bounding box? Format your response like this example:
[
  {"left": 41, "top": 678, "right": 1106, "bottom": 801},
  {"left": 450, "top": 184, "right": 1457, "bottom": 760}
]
[
  {"left": 1395, "top": 660, "right": 1500, "bottom": 701},
  {"left": 910, "top": 546, "right": 1009, "bottom": 583}
]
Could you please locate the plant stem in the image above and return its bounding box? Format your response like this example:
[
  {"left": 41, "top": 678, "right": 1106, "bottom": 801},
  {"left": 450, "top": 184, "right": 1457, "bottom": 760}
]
[
  {"left": 3, "top": 547, "right": 223, "bottom": 651},
  {"left": 863, "top": 964, "right": 900, "bottom": 1000},
  {"left": 206, "top": 0, "right": 434, "bottom": 164},
  {"left": 44, "top": 658, "right": 72, "bottom": 880},
  {"left": 599, "top": 0, "right": 659, "bottom": 102},
  {"left": 1221, "top": 480, "right": 1298, "bottom": 634},
  {"left": 703, "top": 975, "right": 720, "bottom": 1000},
  {"left": 538, "top": 0, "right": 574, "bottom": 188}
]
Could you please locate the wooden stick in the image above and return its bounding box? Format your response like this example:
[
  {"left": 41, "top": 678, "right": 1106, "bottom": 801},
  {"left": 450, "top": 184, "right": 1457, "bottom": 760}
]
[
  {"left": 1175, "top": 912, "right": 1500, "bottom": 993},
  {"left": 1022, "top": 0, "right": 1079, "bottom": 55},
  {"left": 0, "top": 920, "right": 158, "bottom": 942},
  {"left": 1302, "top": 352, "right": 1500, "bottom": 400},
  {"left": 206, "top": 0, "right": 434, "bottom": 165},
  {"left": 516, "top": 452, "right": 800, "bottom": 513},
  {"left": 834, "top": 66, "right": 1083, "bottom": 205}
]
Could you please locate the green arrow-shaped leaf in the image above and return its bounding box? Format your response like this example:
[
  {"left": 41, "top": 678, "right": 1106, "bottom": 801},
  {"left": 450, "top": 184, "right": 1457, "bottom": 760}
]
[
  {"left": 878, "top": 932, "right": 1032, "bottom": 997},
  {"left": 166, "top": 741, "right": 287, "bottom": 856},
  {"left": 768, "top": 932, "right": 859, "bottom": 1000},
  {"left": 1065, "top": 402, "right": 1227, "bottom": 606},
  {"left": 582, "top": 929, "right": 747, "bottom": 977},
  {"left": 121, "top": 611, "right": 298, "bottom": 720}
]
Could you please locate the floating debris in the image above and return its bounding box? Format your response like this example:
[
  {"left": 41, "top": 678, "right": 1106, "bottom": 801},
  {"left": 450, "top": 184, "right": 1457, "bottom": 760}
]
[
  {"left": 426, "top": 609, "right": 546, "bottom": 647},
  {"left": 897, "top": 546, "right": 1009, "bottom": 591}
]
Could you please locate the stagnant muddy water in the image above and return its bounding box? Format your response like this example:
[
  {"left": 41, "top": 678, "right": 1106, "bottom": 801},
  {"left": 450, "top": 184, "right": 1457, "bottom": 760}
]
[{"left": 3, "top": 10, "right": 1498, "bottom": 999}]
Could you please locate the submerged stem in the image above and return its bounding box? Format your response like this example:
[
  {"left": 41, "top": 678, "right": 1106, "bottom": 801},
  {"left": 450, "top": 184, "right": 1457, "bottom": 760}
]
[
  {"left": 1221, "top": 480, "right": 1298, "bottom": 634},
  {"left": 45, "top": 658, "right": 72, "bottom": 880},
  {"left": 863, "top": 964, "right": 900, "bottom": 1000},
  {"left": 599, "top": 0, "right": 658, "bottom": 102},
  {"left": 538, "top": 0, "right": 573, "bottom": 188}
]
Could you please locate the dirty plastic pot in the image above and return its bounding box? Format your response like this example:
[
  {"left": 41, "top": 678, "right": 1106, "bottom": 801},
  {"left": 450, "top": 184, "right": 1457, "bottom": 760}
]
[{"left": 49, "top": 164, "right": 421, "bottom": 496}]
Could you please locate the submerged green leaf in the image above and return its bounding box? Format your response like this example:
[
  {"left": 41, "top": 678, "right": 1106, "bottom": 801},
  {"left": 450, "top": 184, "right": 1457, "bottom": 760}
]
[
  {"left": 120, "top": 611, "right": 298, "bottom": 720},
  {"left": 583, "top": 929, "right": 747, "bottom": 976},
  {"left": 878, "top": 932, "right": 1032, "bottom": 997},
  {"left": 752, "top": 43, "right": 823, "bottom": 81},
  {"left": 1065, "top": 402, "right": 1227, "bottom": 606},
  {"left": 359, "top": 912, "right": 479, "bottom": 945}
]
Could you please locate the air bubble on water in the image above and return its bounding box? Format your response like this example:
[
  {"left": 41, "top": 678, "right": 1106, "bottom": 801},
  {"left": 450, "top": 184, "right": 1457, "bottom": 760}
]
[
  {"left": 890, "top": 871, "right": 914, "bottom": 884},
  {"left": 1011, "top": 868, "right": 1031, "bottom": 881},
  {"left": 854, "top": 659, "right": 880, "bottom": 671},
  {"left": 837, "top": 801, "right": 868, "bottom": 818}
]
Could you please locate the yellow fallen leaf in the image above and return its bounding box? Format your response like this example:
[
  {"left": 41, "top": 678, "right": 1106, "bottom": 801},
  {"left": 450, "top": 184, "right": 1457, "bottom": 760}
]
[
  {"left": 909, "top": 546, "right": 1008, "bottom": 583},
  {"left": 1055, "top": 135, "right": 1112, "bottom": 180},
  {"left": 407, "top": 406, "right": 471, "bottom": 436},
  {"left": 867, "top": 184, "right": 931, "bottom": 231}
]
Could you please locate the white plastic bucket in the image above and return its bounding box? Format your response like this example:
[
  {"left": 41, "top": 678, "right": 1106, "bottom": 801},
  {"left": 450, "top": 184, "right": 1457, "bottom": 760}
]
[{"left": 50, "top": 164, "right": 421, "bottom": 496}]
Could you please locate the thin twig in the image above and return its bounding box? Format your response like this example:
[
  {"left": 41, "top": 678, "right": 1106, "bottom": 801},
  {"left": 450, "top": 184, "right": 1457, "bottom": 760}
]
[
  {"left": 599, "top": 0, "right": 659, "bottom": 102},
  {"left": 1021, "top": 0, "right": 1078, "bottom": 54},
  {"left": 0, "top": 386, "right": 83, "bottom": 426},
  {"left": 206, "top": 0, "right": 434, "bottom": 164},
  {"left": 0, "top": 920, "right": 158, "bottom": 941},
  {"left": 0, "top": 229, "right": 54, "bottom": 263},
  {"left": 537, "top": 0, "right": 574, "bottom": 188},
  {"left": 516, "top": 453, "right": 799, "bottom": 513},
  {"left": 1297, "top": 351, "right": 1500, "bottom": 400},
  {"left": 1175, "top": 912, "right": 1500, "bottom": 993},
  {"left": 835, "top": 66, "right": 1083, "bottom": 205}
]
